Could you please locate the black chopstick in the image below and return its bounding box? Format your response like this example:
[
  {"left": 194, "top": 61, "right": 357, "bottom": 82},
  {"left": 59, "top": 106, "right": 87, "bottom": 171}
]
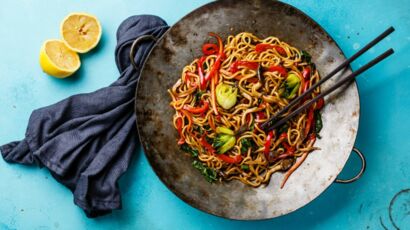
[
  {"left": 263, "top": 48, "right": 394, "bottom": 132},
  {"left": 260, "top": 26, "right": 395, "bottom": 131}
]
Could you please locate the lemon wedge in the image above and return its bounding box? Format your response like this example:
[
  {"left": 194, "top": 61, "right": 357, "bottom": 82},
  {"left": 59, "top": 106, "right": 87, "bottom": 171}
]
[
  {"left": 39, "top": 39, "right": 81, "bottom": 78},
  {"left": 60, "top": 13, "right": 102, "bottom": 53}
]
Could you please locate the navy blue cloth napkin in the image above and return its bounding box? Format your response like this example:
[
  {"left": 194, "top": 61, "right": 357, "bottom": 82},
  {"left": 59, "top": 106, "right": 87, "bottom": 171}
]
[{"left": 0, "top": 15, "right": 169, "bottom": 218}]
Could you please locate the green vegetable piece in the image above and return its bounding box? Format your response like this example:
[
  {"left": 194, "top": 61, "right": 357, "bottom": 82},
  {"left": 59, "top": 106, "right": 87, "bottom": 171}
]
[
  {"left": 277, "top": 123, "right": 289, "bottom": 134},
  {"left": 216, "top": 126, "right": 234, "bottom": 135},
  {"left": 216, "top": 83, "right": 238, "bottom": 109},
  {"left": 280, "top": 73, "right": 301, "bottom": 99},
  {"left": 214, "top": 126, "right": 236, "bottom": 154},
  {"left": 181, "top": 143, "right": 199, "bottom": 157},
  {"left": 203, "top": 125, "right": 211, "bottom": 131},
  {"left": 240, "top": 138, "right": 253, "bottom": 153},
  {"left": 301, "top": 50, "right": 312, "bottom": 64},
  {"left": 287, "top": 74, "right": 300, "bottom": 87},
  {"left": 195, "top": 90, "right": 204, "bottom": 103},
  {"left": 214, "top": 134, "right": 236, "bottom": 154},
  {"left": 213, "top": 134, "right": 232, "bottom": 148},
  {"left": 218, "top": 136, "right": 235, "bottom": 154},
  {"left": 205, "top": 136, "right": 214, "bottom": 145},
  {"left": 241, "top": 164, "right": 250, "bottom": 171},
  {"left": 192, "top": 160, "right": 217, "bottom": 183},
  {"left": 314, "top": 110, "right": 323, "bottom": 134}
]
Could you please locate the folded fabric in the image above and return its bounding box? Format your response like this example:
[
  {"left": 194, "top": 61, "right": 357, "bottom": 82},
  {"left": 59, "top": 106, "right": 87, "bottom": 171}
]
[{"left": 0, "top": 15, "right": 169, "bottom": 218}]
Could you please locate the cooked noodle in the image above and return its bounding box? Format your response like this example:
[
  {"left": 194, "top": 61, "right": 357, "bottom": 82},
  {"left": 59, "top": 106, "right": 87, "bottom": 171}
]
[{"left": 168, "top": 32, "right": 323, "bottom": 187}]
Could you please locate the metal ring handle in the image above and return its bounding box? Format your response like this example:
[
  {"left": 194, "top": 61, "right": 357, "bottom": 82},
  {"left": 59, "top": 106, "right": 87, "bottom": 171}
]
[
  {"left": 129, "top": 35, "right": 157, "bottom": 71},
  {"left": 335, "top": 147, "right": 366, "bottom": 183}
]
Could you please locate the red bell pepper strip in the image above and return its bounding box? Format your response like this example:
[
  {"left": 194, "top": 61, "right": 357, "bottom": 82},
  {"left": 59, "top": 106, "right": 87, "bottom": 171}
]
[
  {"left": 279, "top": 133, "right": 288, "bottom": 140},
  {"left": 308, "top": 133, "right": 316, "bottom": 142},
  {"left": 183, "top": 101, "right": 209, "bottom": 114},
  {"left": 184, "top": 72, "right": 197, "bottom": 87},
  {"left": 270, "top": 149, "right": 296, "bottom": 162},
  {"left": 301, "top": 67, "right": 311, "bottom": 93},
  {"left": 203, "top": 33, "right": 225, "bottom": 84},
  {"left": 276, "top": 46, "right": 287, "bottom": 55},
  {"left": 303, "top": 79, "right": 309, "bottom": 93},
  {"left": 267, "top": 65, "right": 287, "bottom": 77},
  {"left": 282, "top": 142, "right": 295, "bottom": 153},
  {"left": 218, "top": 154, "right": 243, "bottom": 164},
  {"left": 316, "top": 98, "right": 325, "bottom": 110},
  {"left": 264, "top": 131, "right": 275, "bottom": 158},
  {"left": 229, "top": 61, "right": 259, "bottom": 73},
  {"left": 176, "top": 116, "right": 185, "bottom": 145},
  {"left": 302, "top": 67, "right": 311, "bottom": 80},
  {"left": 255, "top": 44, "right": 287, "bottom": 56},
  {"left": 304, "top": 107, "right": 314, "bottom": 137},
  {"left": 197, "top": 57, "right": 206, "bottom": 90},
  {"left": 210, "top": 32, "right": 224, "bottom": 54},
  {"left": 202, "top": 43, "right": 218, "bottom": 55},
  {"left": 256, "top": 111, "right": 266, "bottom": 120},
  {"left": 255, "top": 44, "right": 271, "bottom": 53},
  {"left": 200, "top": 134, "right": 215, "bottom": 154}
]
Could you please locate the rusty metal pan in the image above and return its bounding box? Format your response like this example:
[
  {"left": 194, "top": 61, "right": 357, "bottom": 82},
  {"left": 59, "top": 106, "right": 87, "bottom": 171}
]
[{"left": 135, "top": 0, "right": 364, "bottom": 220}]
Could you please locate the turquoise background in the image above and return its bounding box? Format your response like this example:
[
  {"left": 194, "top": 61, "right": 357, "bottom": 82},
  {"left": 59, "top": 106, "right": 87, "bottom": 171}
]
[{"left": 0, "top": 0, "right": 409, "bottom": 229}]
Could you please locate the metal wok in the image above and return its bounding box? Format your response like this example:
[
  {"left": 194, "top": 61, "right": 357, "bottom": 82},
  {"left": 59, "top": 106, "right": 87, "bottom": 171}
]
[{"left": 135, "top": 0, "right": 365, "bottom": 220}]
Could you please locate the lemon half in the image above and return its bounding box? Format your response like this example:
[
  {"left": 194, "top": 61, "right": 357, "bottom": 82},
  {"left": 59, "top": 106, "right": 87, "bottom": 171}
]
[
  {"left": 39, "top": 39, "right": 81, "bottom": 78},
  {"left": 60, "top": 13, "right": 102, "bottom": 53}
]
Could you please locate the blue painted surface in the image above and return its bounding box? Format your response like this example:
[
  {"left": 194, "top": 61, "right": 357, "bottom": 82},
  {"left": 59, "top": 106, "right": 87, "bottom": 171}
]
[{"left": 0, "top": 0, "right": 409, "bottom": 229}]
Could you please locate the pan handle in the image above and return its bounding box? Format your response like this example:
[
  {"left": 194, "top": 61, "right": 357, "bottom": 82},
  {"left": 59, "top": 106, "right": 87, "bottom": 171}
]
[
  {"left": 129, "top": 35, "right": 157, "bottom": 71},
  {"left": 334, "top": 147, "right": 366, "bottom": 184}
]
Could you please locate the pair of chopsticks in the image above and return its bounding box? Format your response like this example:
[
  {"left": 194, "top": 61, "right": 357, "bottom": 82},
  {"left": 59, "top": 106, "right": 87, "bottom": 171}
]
[{"left": 260, "top": 27, "right": 395, "bottom": 132}]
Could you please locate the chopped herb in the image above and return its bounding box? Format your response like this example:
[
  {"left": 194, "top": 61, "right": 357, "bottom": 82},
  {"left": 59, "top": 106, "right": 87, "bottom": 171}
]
[
  {"left": 277, "top": 123, "right": 289, "bottom": 134},
  {"left": 240, "top": 138, "right": 254, "bottom": 153},
  {"left": 314, "top": 110, "right": 323, "bottom": 134},
  {"left": 195, "top": 91, "right": 204, "bottom": 103},
  {"left": 301, "top": 50, "right": 312, "bottom": 64},
  {"left": 203, "top": 125, "right": 211, "bottom": 131},
  {"left": 192, "top": 160, "right": 218, "bottom": 182},
  {"left": 181, "top": 143, "right": 199, "bottom": 157},
  {"left": 258, "top": 98, "right": 263, "bottom": 105},
  {"left": 241, "top": 164, "right": 250, "bottom": 171},
  {"left": 205, "top": 136, "right": 214, "bottom": 145},
  {"left": 193, "top": 125, "right": 201, "bottom": 132}
]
